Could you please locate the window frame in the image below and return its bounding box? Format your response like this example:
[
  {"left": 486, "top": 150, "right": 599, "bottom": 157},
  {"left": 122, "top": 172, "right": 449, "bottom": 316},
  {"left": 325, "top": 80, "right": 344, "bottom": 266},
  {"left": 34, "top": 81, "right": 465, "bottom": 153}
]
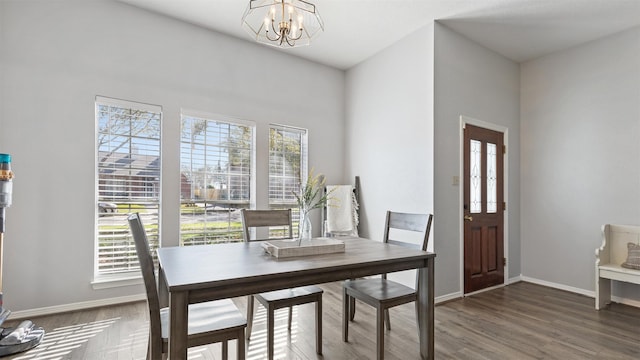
[
  {"left": 179, "top": 110, "right": 256, "bottom": 246},
  {"left": 94, "top": 96, "right": 162, "bottom": 284}
]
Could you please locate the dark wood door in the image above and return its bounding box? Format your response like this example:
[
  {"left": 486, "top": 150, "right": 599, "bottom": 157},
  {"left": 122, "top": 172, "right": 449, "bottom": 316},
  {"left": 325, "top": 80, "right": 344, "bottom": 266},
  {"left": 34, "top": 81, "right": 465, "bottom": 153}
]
[{"left": 463, "top": 124, "right": 504, "bottom": 294}]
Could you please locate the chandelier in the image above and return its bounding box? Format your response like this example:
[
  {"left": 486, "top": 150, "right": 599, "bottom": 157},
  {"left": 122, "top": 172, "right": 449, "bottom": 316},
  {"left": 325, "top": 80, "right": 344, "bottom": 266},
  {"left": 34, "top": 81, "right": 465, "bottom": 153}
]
[{"left": 241, "top": 0, "right": 324, "bottom": 48}]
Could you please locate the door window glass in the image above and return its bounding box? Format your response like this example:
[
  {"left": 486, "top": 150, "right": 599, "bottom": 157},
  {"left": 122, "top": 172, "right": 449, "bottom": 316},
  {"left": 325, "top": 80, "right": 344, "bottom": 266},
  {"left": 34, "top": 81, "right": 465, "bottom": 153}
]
[
  {"left": 487, "top": 143, "right": 497, "bottom": 213},
  {"left": 470, "top": 139, "right": 482, "bottom": 213}
]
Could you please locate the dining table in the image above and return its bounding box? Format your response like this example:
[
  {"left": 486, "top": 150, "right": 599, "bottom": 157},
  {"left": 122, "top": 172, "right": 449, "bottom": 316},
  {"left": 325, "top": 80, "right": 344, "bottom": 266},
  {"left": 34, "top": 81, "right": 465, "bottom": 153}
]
[{"left": 156, "top": 237, "right": 436, "bottom": 359}]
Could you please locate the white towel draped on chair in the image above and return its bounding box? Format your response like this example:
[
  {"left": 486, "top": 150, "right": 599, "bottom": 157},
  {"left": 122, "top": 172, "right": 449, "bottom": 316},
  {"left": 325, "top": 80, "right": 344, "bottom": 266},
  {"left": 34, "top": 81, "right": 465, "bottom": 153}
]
[{"left": 326, "top": 185, "right": 359, "bottom": 237}]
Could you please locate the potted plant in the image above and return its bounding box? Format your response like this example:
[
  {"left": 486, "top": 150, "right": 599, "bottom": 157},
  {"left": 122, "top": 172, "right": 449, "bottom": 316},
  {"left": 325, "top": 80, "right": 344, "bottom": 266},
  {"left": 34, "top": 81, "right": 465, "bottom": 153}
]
[{"left": 293, "top": 169, "right": 333, "bottom": 244}]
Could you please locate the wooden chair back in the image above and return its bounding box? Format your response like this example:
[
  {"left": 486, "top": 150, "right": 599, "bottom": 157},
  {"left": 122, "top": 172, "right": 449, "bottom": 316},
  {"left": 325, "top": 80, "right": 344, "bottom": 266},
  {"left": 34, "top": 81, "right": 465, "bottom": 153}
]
[
  {"left": 127, "top": 212, "right": 163, "bottom": 358},
  {"left": 241, "top": 209, "right": 293, "bottom": 242},
  {"left": 382, "top": 211, "right": 433, "bottom": 284},
  {"left": 383, "top": 211, "right": 433, "bottom": 251}
]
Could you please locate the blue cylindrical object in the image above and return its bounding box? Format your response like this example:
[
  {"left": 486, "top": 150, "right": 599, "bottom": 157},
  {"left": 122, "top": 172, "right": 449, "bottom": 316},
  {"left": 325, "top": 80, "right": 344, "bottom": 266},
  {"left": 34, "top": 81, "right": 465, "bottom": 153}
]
[
  {"left": 0, "top": 154, "right": 10, "bottom": 172},
  {"left": 0, "top": 153, "right": 12, "bottom": 211}
]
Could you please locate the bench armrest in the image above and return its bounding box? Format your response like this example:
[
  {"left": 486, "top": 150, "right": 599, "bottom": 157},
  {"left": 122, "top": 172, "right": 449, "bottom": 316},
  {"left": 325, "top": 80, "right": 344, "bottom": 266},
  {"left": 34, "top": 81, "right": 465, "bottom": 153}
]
[{"left": 596, "top": 224, "right": 611, "bottom": 266}]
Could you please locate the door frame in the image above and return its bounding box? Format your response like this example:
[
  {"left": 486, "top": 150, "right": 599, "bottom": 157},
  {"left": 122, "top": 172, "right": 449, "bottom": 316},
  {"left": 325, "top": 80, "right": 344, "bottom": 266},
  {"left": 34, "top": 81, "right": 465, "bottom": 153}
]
[{"left": 459, "top": 115, "right": 509, "bottom": 296}]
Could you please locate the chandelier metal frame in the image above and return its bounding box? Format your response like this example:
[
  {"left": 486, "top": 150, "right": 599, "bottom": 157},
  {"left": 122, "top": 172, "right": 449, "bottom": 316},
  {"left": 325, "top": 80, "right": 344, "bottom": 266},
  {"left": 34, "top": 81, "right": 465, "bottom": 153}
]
[{"left": 241, "top": 0, "right": 324, "bottom": 48}]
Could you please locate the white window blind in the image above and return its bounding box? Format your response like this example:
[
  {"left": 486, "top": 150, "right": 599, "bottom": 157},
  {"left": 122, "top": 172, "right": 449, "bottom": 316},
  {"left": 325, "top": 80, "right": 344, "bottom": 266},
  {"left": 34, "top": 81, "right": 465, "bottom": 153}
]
[
  {"left": 180, "top": 112, "right": 254, "bottom": 245},
  {"left": 269, "top": 125, "right": 308, "bottom": 236},
  {"left": 95, "top": 96, "right": 161, "bottom": 278}
]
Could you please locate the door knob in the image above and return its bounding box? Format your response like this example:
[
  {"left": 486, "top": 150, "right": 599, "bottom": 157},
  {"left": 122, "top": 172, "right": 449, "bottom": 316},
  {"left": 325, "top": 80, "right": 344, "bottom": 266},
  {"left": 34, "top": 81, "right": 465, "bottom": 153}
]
[{"left": 464, "top": 215, "right": 473, "bottom": 222}]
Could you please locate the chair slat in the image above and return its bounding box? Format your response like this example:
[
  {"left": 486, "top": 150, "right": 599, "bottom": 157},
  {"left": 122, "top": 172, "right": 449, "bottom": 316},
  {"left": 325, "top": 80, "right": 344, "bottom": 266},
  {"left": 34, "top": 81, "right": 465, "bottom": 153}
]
[{"left": 388, "top": 212, "right": 430, "bottom": 233}]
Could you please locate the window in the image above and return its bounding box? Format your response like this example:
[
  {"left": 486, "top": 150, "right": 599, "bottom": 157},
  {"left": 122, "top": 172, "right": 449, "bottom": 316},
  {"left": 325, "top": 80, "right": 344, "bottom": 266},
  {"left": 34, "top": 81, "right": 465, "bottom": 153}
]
[
  {"left": 95, "top": 96, "right": 161, "bottom": 279},
  {"left": 470, "top": 139, "right": 481, "bottom": 214},
  {"left": 269, "top": 125, "right": 308, "bottom": 237},
  {"left": 469, "top": 139, "right": 498, "bottom": 214},
  {"left": 180, "top": 112, "right": 254, "bottom": 245}
]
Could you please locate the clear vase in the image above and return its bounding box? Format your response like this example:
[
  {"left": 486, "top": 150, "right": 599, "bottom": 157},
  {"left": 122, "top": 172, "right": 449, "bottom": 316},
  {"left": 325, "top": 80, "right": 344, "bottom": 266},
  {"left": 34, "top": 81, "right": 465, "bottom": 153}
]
[{"left": 299, "top": 210, "right": 312, "bottom": 244}]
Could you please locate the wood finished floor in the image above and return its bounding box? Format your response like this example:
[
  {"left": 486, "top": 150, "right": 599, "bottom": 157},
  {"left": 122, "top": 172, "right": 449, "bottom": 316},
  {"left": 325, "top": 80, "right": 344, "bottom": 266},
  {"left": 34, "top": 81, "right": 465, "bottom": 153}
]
[{"left": 2, "top": 281, "right": 639, "bottom": 359}]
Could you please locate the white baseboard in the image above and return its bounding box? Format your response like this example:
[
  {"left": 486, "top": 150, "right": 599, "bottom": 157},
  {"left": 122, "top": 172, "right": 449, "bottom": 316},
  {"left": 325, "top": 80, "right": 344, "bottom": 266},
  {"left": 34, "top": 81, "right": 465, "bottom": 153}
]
[
  {"left": 508, "top": 275, "right": 522, "bottom": 284},
  {"left": 443, "top": 277, "right": 521, "bottom": 300},
  {"left": 521, "top": 276, "right": 595, "bottom": 297},
  {"left": 10, "top": 290, "right": 465, "bottom": 319},
  {"left": 8, "top": 294, "right": 146, "bottom": 320},
  {"left": 436, "top": 291, "right": 462, "bottom": 304},
  {"left": 611, "top": 295, "right": 640, "bottom": 308},
  {"left": 9, "top": 277, "right": 640, "bottom": 320},
  {"left": 521, "top": 275, "right": 640, "bottom": 309}
]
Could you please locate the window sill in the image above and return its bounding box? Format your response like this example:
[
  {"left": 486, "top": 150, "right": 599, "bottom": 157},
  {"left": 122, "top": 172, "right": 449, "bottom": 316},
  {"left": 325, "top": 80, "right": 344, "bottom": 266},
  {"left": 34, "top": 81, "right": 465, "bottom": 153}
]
[{"left": 91, "top": 274, "right": 143, "bottom": 290}]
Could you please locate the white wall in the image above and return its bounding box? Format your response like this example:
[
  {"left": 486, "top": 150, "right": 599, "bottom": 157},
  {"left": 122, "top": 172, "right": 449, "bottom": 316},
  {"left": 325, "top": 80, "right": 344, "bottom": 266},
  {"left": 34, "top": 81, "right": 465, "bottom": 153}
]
[
  {"left": 345, "top": 25, "right": 435, "bottom": 287},
  {"left": 4, "top": 0, "right": 636, "bottom": 315},
  {"left": 433, "top": 23, "right": 521, "bottom": 297},
  {"left": 0, "top": 0, "right": 344, "bottom": 312},
  {"left": 521, "top": 26, "right": 640, "bottom": 301}
]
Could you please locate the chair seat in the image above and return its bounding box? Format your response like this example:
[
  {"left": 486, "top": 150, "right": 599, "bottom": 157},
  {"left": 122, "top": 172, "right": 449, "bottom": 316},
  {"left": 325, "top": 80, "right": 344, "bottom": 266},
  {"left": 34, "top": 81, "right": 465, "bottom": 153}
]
[
  {"left": 160, "top": 299, "right": 247, "bottom": 339},
  {"left": 344, "top": 278, "right": 415, "bottom": 303},
  {"left": 255, "top": 285, "right": 323, "bottom": 304}
]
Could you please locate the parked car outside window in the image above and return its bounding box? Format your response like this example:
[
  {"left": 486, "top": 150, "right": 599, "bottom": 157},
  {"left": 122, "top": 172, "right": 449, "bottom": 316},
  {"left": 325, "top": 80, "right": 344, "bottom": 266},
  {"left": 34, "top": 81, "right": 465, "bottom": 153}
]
[{"left": 98, "top": 202, "right": 117, "bottom": 213}]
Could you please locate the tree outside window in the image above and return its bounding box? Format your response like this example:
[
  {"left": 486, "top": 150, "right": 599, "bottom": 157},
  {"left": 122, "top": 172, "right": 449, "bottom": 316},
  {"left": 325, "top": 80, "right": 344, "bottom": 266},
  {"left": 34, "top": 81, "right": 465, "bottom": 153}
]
[
  {"left": 180, "top": 114, "right": 254, "bottom": 245},
  {"left": 95, "top": 96, "right": 161, "bottom": 279}
]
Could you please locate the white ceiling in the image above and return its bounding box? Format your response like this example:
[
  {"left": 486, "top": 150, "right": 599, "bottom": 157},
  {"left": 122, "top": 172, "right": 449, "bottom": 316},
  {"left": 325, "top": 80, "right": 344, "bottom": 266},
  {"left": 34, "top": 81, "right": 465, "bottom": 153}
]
[{"left": 118, "top": 0, "right": 640, "bottom": 70}]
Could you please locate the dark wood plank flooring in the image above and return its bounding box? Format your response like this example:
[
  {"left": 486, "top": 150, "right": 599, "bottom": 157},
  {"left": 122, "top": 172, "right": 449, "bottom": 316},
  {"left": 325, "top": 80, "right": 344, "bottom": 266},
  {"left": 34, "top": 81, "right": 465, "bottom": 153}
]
[{"left": 2, "top": 281, "right": 638, "bottom": 359}]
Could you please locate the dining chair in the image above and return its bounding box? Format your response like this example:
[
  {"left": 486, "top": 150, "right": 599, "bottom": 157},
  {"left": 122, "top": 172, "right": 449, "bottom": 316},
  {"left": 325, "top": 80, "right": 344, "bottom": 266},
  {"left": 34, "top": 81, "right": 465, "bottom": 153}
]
[
  {"left": 128, "top": 213, "right": 247, "bottom": 360},
  {"left": 342, "top": 211, "right": 433, "bottom": 360},
  {"left": 240, "top": 209, "right": 323, "bottom": 360}
]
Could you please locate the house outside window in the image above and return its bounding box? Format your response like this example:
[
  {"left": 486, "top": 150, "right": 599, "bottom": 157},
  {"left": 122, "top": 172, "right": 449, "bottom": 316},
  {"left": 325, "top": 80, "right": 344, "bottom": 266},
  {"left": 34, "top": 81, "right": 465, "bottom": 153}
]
[
  {"left": 95, "top": 96, "right": 161, "bottom": 280},
  {"left": 180, "top": 111, "right": 255, "bottom": 245},
  {"left": 269, "top": 124, "right": 308, "bottom": 237}
]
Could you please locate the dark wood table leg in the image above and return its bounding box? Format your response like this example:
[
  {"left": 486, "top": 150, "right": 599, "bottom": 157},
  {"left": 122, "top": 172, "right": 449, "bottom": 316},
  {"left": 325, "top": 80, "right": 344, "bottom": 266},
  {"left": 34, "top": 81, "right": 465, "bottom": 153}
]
[
  {"left": 158, "top": 266, "right": 169, "bottom": 309},
  {"left": 417, "top": 257, "right": 435, "bottom": 360},
  {"left": 169, "top": 291, "right": 189, "bottom": 359}
]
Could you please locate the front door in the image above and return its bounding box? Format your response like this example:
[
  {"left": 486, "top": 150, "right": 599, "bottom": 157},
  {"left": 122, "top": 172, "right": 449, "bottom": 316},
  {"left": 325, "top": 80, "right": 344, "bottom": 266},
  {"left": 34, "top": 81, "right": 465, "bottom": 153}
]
[{"left": 463, "top": 124, "right": 505, "bottom": 294}]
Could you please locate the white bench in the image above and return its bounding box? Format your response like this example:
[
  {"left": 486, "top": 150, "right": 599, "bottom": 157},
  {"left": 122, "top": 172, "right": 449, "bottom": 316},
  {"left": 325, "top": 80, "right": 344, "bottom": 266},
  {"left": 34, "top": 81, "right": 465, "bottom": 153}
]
[{"left": 595, "top": 224, "right": 640, "bottom": 309}]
